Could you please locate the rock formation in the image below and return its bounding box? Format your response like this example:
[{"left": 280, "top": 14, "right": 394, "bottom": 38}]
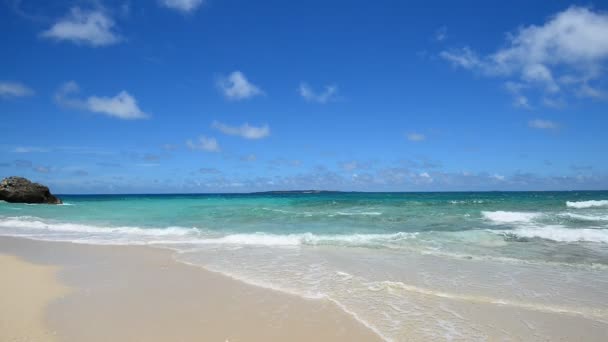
[{"left": 0, "top": 176, "right": 62, "bottom": 204}]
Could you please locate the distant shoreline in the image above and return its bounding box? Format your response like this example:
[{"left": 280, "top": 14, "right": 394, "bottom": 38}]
[{"left": 46, "top": 189, "right": 608, "bottom": 196}]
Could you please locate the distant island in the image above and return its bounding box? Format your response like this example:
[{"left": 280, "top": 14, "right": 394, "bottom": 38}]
[{"left": 250, "top": 190, "right": 348, "bottom": 194}]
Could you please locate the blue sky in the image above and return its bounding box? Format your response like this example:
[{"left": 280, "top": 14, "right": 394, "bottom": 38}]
[{"left": 1, "top": 0, "right": 608, "bottom": 193}]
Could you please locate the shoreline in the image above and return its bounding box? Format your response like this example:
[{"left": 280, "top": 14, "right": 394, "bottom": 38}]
[{"left": 0, "top": 236, "right": 382, "bottom": 342}]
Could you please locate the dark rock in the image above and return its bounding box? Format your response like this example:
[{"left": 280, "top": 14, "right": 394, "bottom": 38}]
[{"left": 0, "top": 176, "right": 62, "bottom": 204}]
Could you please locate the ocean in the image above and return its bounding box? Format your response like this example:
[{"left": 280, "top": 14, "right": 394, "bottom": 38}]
[{"left": 1, "top": 191, "right": 608, "bottom": 340}]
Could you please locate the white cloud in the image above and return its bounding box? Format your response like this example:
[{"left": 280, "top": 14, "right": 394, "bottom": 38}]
[
  {"left": 435, "top": 26, "right": 447, "bottom": 42},
  {"left": 34, "top": 166, "right": 50, "bottom": 173},
  {"left": 212, "top": 121, "right": 270, "bottom": 139},
  {"left": 0, "top": 81, "right": 33, "bottom": 98},
  {"left": 55, "top": 81, "right": 147, "bottom": 120},
  {"left": 440, "top": 7, "right": 608, "bottom": 106},
  {"left": 406, "top": 132, "right": 426, "bottom": 142},
  {"left": 577, "top": 84, "right": 606, "bottom": 99},
  {"left": 341, "top": 161, "right": 359, "bottom": 171},
  {"left": 159, "top": 0, "right": 204, "bottom": 13},
  {"left": 440, "top": 47, "right": 481, "bottom": 69},
  {"left": 186, "top": 136, "right": 220, "bottom": 152},
  {"left": 492, "top": 174, "right": 506, "bottom": 181},
  {"left": 199, "top": 167, "right": 221, "bottom": 174},
  {"left": 529, "top": 119, "right": 559, "bottom": 130},
  {"left": 217, "top": 71, "right": 263, "bottom": 100},
  {"left": 241, "top": 154, "right": 257, "bottom": 162},
  {"left": 299, "top": 83, "right": 338, "bottom": 103},
  {"left": 12, "top": 147, "right": 49, "bottom": 153},
  {"left": 87, "top": 91, "right": 146, "bottom": 119},
  {"left": 41, "top": 8, "right": 121, "bottom": 47}
]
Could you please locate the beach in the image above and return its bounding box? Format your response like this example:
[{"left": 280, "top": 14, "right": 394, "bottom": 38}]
[
  {"left": 1, "top": 192, "right": 608, "bottom": 340},
  {"left": 4, "top": 0, "right": 608, "bottom": 340},
  {"left": 0, "top": 236, "right": 380, "bottom": 342}
]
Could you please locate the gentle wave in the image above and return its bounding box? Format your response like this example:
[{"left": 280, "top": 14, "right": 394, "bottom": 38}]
[
  {"left": 495, "top": 226, "right": 608, "bottom": 243},
  {"left": 449, "top": 200, "right": 485, "bottom": 204},
  {"left": 3, "top": 214, "right": 608, "bottom": 248},
  {"left": 369, "top": 280, "right": 608, "bottom": 321},
  {"left": 566, "top": 200, "right": 608, "bottom": 209},
  {"left": 0, "top": 216, "right": 199, "bottom": 237},
  {"left": 193, "top": 232, "right": 417, "bottom": 246},
  {"left": 481, "top": 211, "right": 541, "bottom": 224},
  {"left": 334, "top": 211, "right": 382, "bottom": 216},
  {"left": 560, "top": 213, "right": 608, "bottom": 222},
  {"left": 0, "top": 216, "right": 417, "bottom": 247},
  {"left": 261, "top": 208, "right": 383, "bottom": 217}
]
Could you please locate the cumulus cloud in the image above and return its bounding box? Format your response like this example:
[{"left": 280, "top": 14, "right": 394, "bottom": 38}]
[
  {"left": 55, "top": 81, "right": 147, "bottom": 120},
  {"left": 41, "top": 8, "right": 121, "bottom": 47},
  {"left": 159, "top": 0, "right": 204, "bottom": 13},
  {"left": 217, "top": 71, "right": 263, "bottom": 100},
  {"left": 529, "top": 119, "right": 559, "bottom": 130},
  {"left": 186, "top": 136, "right": 220, "bottom": 152},
  {"left": 87, "top": 91, "right": 146, "bottom": 119},
  {"left": 504, "top": 81, "right": 531, "bottom": 108},
  {"left": 406, "top": 132, "right": 426, "bottom": 142},
  {"left": 440, "top": 7, "right": 608, "bottom": 106},
  {"left": 299, "top": 83, "right": 338, "bottom": 103},
  {"left": 0, "top": 81, "right": 34, "bottom": 98},
  {"left": 212, "top": 121, "right": 270, "bottom": 139}
]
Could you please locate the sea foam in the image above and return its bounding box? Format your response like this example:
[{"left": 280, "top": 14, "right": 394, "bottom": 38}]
[
  {"left": 0, "top": 216, "right": 198, "bottom": 237},
  {"left": 481, "top": 211, "right": 541, "bottom": 224},
  {"left": 496, "top": 226, "right": 608, "bottom": 243},
  {"left": 560, "top": 213, "right": 608, "bottom": 222},
  {"left": 0, "top": 215, "right": 417, "bottom": 247},
  {"left": 566, "top": 200, "right": 608, "bottom": 209}
]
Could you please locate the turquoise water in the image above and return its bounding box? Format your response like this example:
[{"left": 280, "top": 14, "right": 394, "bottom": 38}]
[{"left": 2, "top": 191, "right": 608, "bottom": 340}]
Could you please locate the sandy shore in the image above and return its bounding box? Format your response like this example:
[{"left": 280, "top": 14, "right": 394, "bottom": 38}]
[
  {"left": 0, "top": 253, "right": 70, "bottom": 342},
  {"left": 0, "top": 237, "right": 381, "bottom": 342}
]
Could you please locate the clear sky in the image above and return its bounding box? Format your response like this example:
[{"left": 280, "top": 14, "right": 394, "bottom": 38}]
[{"left": 1, "top": 0, "right": 608, "bottom": 193}]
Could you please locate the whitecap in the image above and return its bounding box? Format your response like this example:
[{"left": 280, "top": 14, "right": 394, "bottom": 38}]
[
  {"left": 0, "top": 215, "right": 417, "bottom": 248},
  {"left": 566, "top": 200, "right": 608, "bottom": 209},
  {"left": 481, "top": 211, "right": 541, "bottom": 224},
  {"left": 494, "top": 226, "right": 608, "bottom": 243},
  {"left": 0, "top": 216, "right": 199, "bottom": 237}
]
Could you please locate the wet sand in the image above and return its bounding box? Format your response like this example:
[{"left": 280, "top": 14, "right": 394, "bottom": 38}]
[{"left": 0, "top": 237, "right": 381, "bottom": 342}]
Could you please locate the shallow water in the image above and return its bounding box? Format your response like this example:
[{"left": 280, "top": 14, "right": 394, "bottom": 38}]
[{"left": 2, "top": 191, "right": 608, "bottom": 340}]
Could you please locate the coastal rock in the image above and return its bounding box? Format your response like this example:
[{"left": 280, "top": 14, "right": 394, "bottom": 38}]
[{"left": 0, "top": 176, "right": 62, "bottom": 204}]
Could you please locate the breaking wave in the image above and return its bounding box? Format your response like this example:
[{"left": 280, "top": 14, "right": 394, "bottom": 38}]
[
  {"left": 495, "top": 226, "right": 608, "bottom": 243},
  {"left": 481, "top": 211, "right": 542, "bottom": 224},
  {"left": 566, "top": 200, "right": 608, "bottom": 209},
  {"left": 0, "top": 215, "right": 417, "bottom": 247}
]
